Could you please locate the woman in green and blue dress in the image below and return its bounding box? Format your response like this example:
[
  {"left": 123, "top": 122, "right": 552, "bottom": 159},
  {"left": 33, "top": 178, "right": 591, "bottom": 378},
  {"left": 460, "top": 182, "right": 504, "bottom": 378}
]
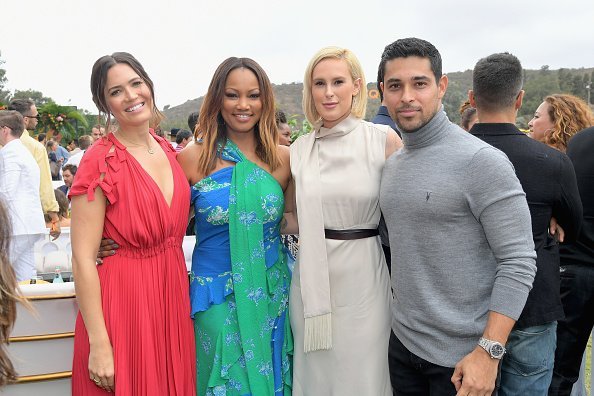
[{"left": 177, "top": 57, "right": 293, "bottom": 396}]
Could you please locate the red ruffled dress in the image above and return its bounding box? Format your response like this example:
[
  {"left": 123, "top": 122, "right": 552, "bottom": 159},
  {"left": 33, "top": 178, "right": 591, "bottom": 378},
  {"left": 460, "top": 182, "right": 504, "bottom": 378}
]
[{"left": 70, "top": 132, "right": 196, "bottom": 395}]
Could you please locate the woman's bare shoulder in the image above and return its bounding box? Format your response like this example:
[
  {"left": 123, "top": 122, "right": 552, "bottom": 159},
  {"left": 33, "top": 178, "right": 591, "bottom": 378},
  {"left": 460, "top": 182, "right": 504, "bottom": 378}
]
[{"left": 177, "top": 141, "right": 204, "bottom": 182}]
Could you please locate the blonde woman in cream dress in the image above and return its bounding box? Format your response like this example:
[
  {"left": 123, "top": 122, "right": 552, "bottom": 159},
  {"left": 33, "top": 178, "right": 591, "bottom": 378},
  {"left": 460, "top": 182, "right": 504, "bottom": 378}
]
[{"left": 286, "top": 46, "right": 402, "bottom": 395}]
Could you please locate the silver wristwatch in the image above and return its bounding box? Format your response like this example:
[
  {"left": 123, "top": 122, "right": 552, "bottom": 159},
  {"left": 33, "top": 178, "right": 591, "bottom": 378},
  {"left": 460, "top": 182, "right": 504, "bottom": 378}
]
[{"left": 478, "top": 337, "right": 506, "bottom": 359}]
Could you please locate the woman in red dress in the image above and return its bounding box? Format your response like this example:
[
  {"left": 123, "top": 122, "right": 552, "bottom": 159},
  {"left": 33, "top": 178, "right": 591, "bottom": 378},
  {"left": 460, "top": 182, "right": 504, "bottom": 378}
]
[{"left": 70, "top": 52, "right": 196, "bottom": 395}]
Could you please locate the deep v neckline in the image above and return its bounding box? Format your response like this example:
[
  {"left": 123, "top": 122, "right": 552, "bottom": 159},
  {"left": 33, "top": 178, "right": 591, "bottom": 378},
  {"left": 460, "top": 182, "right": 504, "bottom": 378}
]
[{"left": 109, "top": 133, "right": 176, "bottom": 210}]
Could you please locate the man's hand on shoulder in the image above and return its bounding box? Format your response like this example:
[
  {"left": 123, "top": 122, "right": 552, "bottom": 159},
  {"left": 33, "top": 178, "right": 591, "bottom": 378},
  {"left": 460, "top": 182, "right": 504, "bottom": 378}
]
[{"left": 451, "top": 346, "right": 499, "bottom": 396}]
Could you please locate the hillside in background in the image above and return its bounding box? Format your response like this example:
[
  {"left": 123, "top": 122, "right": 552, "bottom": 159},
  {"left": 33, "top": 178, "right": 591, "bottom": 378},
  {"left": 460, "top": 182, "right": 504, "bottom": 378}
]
[{"left": 161, "top": 66, "right": 594, "bottom": 131}]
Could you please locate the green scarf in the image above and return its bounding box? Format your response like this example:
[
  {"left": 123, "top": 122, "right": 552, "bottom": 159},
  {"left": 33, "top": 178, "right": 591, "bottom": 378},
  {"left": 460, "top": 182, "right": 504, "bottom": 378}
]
[{"left": 227, "top": 140, "right": 278, "bottom": 395}]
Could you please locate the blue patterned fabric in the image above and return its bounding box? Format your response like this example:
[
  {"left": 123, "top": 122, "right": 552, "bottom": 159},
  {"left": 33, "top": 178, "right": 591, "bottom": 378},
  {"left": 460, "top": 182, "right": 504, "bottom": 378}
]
[{"left": 189, "top": 140, "right": 292, "bottom": 395}]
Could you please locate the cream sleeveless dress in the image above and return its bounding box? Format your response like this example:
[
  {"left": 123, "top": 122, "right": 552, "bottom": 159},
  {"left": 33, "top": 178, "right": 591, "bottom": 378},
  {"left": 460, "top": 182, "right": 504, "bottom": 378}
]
[{"left": 290, "top": 115, "right": 392, "bottom": 395}]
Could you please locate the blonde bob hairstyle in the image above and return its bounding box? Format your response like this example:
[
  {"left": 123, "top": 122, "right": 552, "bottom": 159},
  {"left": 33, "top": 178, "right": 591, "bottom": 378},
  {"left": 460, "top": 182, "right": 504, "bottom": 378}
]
[
  {"left": 543, "top": 93, "right": 594, "bottom": 152},
  {"left": 302, "top": 46, "right": 367, "bottom": 125}
]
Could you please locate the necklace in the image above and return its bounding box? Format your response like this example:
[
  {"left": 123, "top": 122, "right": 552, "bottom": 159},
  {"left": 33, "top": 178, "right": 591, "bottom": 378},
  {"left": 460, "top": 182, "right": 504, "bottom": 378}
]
[{"left": 116, "top": 132, "right": 155, "bottom": 154}]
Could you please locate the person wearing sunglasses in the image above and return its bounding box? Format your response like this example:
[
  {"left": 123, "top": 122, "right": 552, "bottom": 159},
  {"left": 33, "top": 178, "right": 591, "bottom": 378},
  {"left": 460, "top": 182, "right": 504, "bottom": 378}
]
[
  {"left": 8, "top": 99, "right": 61, "bottom": 240},
  {"left": 0, "top": 110, "right": 46, "bottom": 282}
]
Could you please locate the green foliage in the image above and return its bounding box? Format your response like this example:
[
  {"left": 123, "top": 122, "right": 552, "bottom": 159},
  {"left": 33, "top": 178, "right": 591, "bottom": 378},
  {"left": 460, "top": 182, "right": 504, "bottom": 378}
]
[
  {"left": 37, "top": 102, "right": 89, "bottom": 142},
  {"left": 442, "top": 66, "right": 594, "bottom": 128},
  {"left": 518, "top": 67, "right": 560, "bottom": 125},
  {"left": 287, "top": 115, "right": 313, "bottom": 142},
  {"left": 12, "top": 89, "right": 53, "bottom": 106},
  {"left": 82, "top": 111, "right": 105, "bottom": 134},
  {"left": 441, "top": 70, "right": 474, "bottom": 124},
  {"left": 159, "top": 66, "right": 594, "bottom": 132},
  {"left": 0, "top": 51, "right": 10, "bottom": 103}
]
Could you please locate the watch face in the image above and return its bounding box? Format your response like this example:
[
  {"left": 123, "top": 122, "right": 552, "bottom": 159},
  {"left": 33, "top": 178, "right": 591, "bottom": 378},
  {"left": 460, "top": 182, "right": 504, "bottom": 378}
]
[{"left": 490, "top": 344, "right": 505, "bottom": 358}]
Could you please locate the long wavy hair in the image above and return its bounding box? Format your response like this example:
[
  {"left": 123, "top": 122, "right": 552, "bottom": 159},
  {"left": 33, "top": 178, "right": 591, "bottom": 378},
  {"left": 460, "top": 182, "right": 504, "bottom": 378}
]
[
  {"left": 195, "top": 57, "right": 280, "bottom": 175},
  {"left": 543, "top": 94, "right": 594, "bottom": 152},
  {"left": 0, "top": 199, "right": 18, "bottom": 386},
  {"left": 90, "top": 52, "right": 164, "bottom": 132}
]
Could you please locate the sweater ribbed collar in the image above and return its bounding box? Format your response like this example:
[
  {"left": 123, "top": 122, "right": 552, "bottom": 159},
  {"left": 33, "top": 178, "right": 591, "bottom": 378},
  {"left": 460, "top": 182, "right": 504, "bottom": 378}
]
[{"left": 399, "top": 106, "right": 450, "bottom": 149}]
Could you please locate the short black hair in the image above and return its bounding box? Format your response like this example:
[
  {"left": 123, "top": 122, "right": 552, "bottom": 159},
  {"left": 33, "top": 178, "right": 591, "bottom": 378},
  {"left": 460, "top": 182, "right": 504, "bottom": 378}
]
[
  {"left": 472, "top": 52, "right": 523, "bottom": 112},
  {"left": 175, "top": 129, "right": 192, "bottom": 144},
  {"left": 379, "top": 37, "right": 443, "bottom": 87},
  {"left": 376, "top": 63, "right": 384, "bottom": 102},
  {"left": 187, "top": 111, "right": 199, "bottom": 133}
]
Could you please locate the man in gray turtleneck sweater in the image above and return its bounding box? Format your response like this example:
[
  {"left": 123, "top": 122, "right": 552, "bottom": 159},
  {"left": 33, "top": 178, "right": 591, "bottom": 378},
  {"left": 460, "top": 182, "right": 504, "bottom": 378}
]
[{"left": 378, "top": 38, "right": 537, "bottom": 396}]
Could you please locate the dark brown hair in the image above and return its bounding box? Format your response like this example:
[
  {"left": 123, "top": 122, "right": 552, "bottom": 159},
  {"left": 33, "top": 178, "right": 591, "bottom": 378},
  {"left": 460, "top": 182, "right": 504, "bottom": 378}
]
[
  {"left": 0, "top": 110, "right": 25, "bottom": 137},
  {"left": 90, "top": 52, "right": 164, "bottom": 131}
]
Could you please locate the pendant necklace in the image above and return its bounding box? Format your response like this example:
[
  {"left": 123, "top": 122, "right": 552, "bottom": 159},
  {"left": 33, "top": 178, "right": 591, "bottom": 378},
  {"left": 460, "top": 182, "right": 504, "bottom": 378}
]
[{"left": 117, "top": 132, "right": 155, "bottom": 154}]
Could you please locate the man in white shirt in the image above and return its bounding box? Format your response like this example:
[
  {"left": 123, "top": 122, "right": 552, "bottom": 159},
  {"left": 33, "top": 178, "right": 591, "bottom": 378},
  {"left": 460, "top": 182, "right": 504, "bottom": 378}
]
[
  {"left": 65, "top": 134, "right": 93, "bottom": 167},
  {"left": 8, "top": 99, "right": 61, "bottom": 239},
  {"left": 0, "top": 110, "right": 47, "bottom": 281}
]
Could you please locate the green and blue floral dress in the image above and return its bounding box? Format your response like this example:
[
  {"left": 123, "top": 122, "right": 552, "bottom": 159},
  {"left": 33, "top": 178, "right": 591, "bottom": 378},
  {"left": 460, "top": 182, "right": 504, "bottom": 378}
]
[{"left": 189, "top": 140, "right": 292, "bottom": 396}]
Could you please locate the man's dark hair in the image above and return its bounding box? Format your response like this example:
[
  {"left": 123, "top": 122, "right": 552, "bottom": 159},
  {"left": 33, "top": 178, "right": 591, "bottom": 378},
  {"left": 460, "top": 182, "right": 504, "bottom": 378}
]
[
  {"left": 62, "top": 163, "right": 78, "bottom": 176},
  {"left": 175, "top": 129, "right": 192, "bottom": 144},
  {"left": 187, "top": 111, "right": 199, "bottom": 133},
  {"left": 7, "top": 99, "right": 35, "bottom": 116},
  {"left": 379, "top": 38, "right": 443, "bottom": 87},
  {"left": 78, "top": 134, "right": 93, "bottom": 150},
  {"left": 472, "top": 52, "right": 523, "bottom": 112},
  {"left": 376, "top": 64, "right": 384, "bottom": 102},
  {"left": 37, "top": 133, "right": 46, "bottom": 142},
  {"left": 0, "top": 110, "right": 25, "bottom": 137},
  {"left": 275, "top": 110, "right": 287, "bottom": 125}
]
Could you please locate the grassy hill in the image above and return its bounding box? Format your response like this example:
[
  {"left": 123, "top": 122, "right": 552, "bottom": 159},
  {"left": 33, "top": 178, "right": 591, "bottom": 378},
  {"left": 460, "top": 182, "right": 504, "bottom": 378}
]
[{"left": 161, "top": 67, "right": 594, "bottom": 131}]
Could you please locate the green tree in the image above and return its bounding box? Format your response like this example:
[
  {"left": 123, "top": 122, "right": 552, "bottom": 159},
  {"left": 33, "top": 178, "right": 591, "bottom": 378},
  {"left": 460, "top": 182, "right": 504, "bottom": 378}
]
[
  {"left": 571, "top": 74, "right": 586, "bottom": 99},
  {"left": 0, "top": 51, "right": 10, "bottom": 103},
  {"left": 558, "top": 68, "right": 573, "bottom": 93},
  {"left": 519, "top": 66, "right": 559, "bottom": 123},
  {"left": 584, "top": 72, "right": 594, "bottom": 105},
  {"left": 12, "top": 89, "right": 53, "bottom": 106},
  {"left": 82, "top": 110, "right": 104, "bottom": 134},
  {"left": 37, "top": 102, "right": 88, "bottom": 142},
  {"left": 287, "top": 115, "right": 312, "bottom": 141}
]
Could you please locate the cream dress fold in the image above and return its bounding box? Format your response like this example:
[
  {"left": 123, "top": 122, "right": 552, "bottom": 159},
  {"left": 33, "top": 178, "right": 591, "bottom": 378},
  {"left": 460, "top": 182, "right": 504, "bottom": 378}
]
[{"left": 290, "top": 117, "right": 392, "bottom": 396}]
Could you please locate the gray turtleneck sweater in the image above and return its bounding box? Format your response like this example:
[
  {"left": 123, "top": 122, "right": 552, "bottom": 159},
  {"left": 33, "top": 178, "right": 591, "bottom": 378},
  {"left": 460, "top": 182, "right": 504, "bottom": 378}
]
[{"left": 379, "top": 109, "right": 537, "bottom": 367}]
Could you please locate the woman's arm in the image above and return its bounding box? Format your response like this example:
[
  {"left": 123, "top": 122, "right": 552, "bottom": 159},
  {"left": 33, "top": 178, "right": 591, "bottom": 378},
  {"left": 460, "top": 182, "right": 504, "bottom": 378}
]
[
  {"left": 385, "top": 128, "right": 403, "bottom": 159},
  {"left": 276, "top": 145, "right": 298, "bottom": 235},
  {"left": 282, "top": 177, "right": 299, "bottom": 235},
  {"left": 70, "top": 189, "right": 115, "bottom": 392}
]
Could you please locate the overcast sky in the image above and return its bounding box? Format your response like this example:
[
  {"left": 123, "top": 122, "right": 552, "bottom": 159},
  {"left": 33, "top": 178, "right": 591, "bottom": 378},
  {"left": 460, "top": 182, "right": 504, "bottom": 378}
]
[{"left": 2, "top": 0, "right": 593, "bottom": 113}]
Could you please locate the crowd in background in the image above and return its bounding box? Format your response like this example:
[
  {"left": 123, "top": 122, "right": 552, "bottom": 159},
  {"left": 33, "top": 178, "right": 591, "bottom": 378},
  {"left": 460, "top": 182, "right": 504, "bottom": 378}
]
[{"left": 0, "top": 36, "right": 593, "bottom": 396}]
